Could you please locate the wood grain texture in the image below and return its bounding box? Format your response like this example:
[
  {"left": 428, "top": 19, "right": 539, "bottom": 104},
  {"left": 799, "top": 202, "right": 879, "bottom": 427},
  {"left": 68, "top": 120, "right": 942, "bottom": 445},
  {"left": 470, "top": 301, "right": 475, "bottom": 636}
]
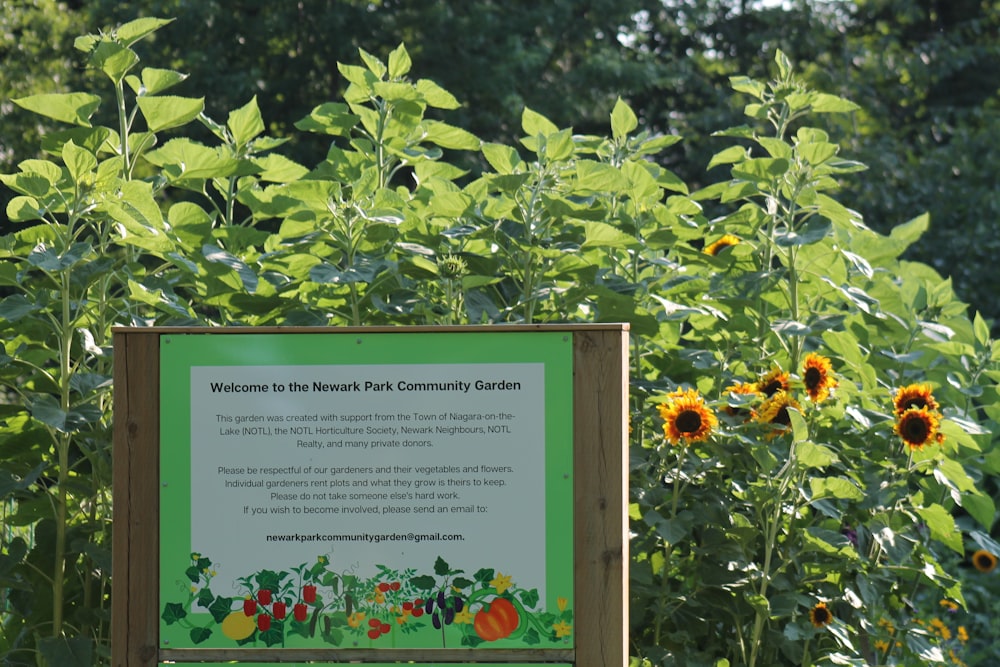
[{"left": 112, "top": 330, "right": 161, "bottom": 666}]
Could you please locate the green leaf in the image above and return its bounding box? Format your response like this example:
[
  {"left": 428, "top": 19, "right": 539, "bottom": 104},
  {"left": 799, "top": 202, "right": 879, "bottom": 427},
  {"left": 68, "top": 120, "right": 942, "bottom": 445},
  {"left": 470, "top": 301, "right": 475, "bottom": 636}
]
[
  {"left": 6, "top": 197, "right": 43, "bottom": 222},
  {"left": 387, "top": 43, "right": 412, "bottom": 79},
  {"left": 253, "top": 154, "right": 309, "bottom": 183},
  {"left": 732, "top": 157, "right": 789, "bottom": 183},
  {"left": 796, "top": 441, "right": 837, "bottom": 469},
  {"left": 409, "top": 574, "right": 435, "bottom": 590},
  {"left": 144, "top": 138, "right": 241, "bottom": 182},
  {"left": 13, "top": 93, "right": 102, "bottom": 127},
  {"left": 0, "top": 295, "right": 43, "bottom": 322},
  {"left": 357, "top": 47, "right": 388, "bottom": 78},
  {"left": 433, "top": 555, "right": 450, "bottom": 576},
  {"left": 810, "top": 93, "right": 862, "bottom": 113},
  {"left": 962, "top": 492, "right": 996, "bottom": 531},
  {"left": 809, "top": 476, "right": 863, "bottom": 501},
  {"left": 482, "top": 143, "right": 522, "bottom": 175},
  {"left": 521, "top": 107, "right": 559, "bottom": 137},
  {"left": 136, "top": 96, "right": 205, "bottom": 132},
  {"left": 294, "top": 102, "right": 360, "bottom": 136},
  {"left": 575, "top": 160, "right": 628, "bottom": 193},
  {"left": 125, "top": 67, "right": 189, "bottom": 96},
  {"left": 228, "top": 96, "right": 265, "bottom": 147},
  {"left": 707, "top": 145, "right": 747, "bottom": 171},
  {"left": 916, "top": 504, "right": 962, "bottom": 553},
  {"left": 422, "top": 120, "right": 480, "bottom": 150},
  {"left": 62, "top": 141, "right": 97, "bottom": 182},
  {"left": 189, "top": 627, "right": 212, "bottom": 644},
  {"left": 88, "top": 40, "right": 139, "bottom": 83},
  {"left": 610, "top": 98, "right": 638, "bottom": 139},
  {"left": 115, "top": 17, "right": 174, "bottom": 46},
  {"left": 580, "top": 221, "right": 639, "bottom": 250},
  {"left": 729, "top": 75, "right": 766, "bottom": 99},
  {"left": 202, "top": 244, "right": 258, "bottom": 293},
  {"left": 415, "top": 79, "right": 461, "bottom": 110}
]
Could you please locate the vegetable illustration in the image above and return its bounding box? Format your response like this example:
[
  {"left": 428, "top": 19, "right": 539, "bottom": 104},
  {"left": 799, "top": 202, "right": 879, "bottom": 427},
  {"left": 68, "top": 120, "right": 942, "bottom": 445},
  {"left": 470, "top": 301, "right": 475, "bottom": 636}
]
[{"left": 473, "top": 597, "right": 519, "bottom": 641}]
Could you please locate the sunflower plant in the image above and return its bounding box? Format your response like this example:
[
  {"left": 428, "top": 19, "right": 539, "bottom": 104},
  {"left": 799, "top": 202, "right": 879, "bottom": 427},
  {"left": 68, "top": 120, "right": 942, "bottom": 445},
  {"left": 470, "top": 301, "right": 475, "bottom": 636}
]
[
  {"left": 1, "top": 18, "right": 999, "bottom": 667},
  {"left": 629, "top": 52, "right": 1000, "bottom": 667}
]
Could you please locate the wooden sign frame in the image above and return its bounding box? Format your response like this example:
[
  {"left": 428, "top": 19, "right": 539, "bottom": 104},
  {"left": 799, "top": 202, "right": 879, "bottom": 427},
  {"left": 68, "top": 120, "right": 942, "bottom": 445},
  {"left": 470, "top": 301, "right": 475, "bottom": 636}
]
[{"left": 112, "top": 324, "right": 627, "bottom": 666}]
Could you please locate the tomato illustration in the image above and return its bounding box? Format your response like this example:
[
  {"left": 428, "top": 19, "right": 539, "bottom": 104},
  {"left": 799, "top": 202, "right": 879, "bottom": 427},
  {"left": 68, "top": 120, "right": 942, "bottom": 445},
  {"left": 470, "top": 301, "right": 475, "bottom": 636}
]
[
  {"left": 293, "top": 603, "right": 308, "bottom": 622},
  {"left": 272, "top": 601, "right": 286, "bottom": 620},
  {"left": 302, "top": 585, "right": 317, "bottom": 603},
  {"left": 257, "top": 589, "right": 272, "bottom": 605},
  {"left": 473, "top": 597, "right": 519, "bottom": 641},
  {"left": 257, "top": 614, "right": 271, "bottom": 632}
]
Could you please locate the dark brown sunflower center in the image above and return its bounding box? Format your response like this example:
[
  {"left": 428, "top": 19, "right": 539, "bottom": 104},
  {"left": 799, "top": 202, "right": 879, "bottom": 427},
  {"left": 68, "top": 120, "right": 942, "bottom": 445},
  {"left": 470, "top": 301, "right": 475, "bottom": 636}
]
[
  {"left": 901, "top": 414, "right": 929, "bottom": 442},
  {"left": 903, "top": 398, "right": 927, "bottom": 411},
  {"left": 975, "top": 553, "right": 996, "bottom": 570},
  {"left": 804, "top": 367, "right": 821, "bottom": 389},
  {"left": 771, "top": 407, "right": 790, "bottom": 426},
  {"left": 761, "top": 381, "right": 782, "bottom": 396},
  {"left": 812, "top": 607, "right": 830, "bottom": 624},
  {"left": 675, "top": 409, "right": 703, "bottom": 434}
]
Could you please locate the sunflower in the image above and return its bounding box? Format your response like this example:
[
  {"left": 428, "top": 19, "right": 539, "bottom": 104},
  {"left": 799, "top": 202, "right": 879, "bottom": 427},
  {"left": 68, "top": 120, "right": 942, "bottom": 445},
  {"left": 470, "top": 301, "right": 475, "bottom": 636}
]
[
  {"left": 802, "top": 353, "right": 837, "bottom": 402},
  {"left": 971, "top": 549, "right": 998, "bottom": 573},
  {"left": 809, "top": 601, "right": 833, "bottom": 628},
  {"left": 657, "top": 388, "right": 718, "bottom": 445},
  {"left": 756, "top": 367, "right": 790, "bottom": 397},
  {"left": 893, "top": 383, "right": 940, "bottom": 416},
  {"left": 724, "top": 381, "right": 760, "bottom": 418},
  {"left": 704, "top": 234, "right": 740, "bottom": 256},
  {"left": 894, "top": 407, "right": 940, "bottom": 450},
  {"left": 754, "top": 391, "right": 801, "bottom": 436}
]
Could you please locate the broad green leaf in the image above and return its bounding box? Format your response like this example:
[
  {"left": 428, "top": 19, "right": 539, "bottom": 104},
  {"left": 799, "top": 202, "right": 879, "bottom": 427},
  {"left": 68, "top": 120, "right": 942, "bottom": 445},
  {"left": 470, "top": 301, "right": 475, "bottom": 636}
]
[
  {"left": 103, "top": 181, "right": 173, "bottom": 253},
  {"left": 145, "top": 138, "right": 241, "bottom": 182},
  {"left": 228, "top": 96, "right": 265, "bottom": 147},
  {"left": 372, "top": 81, "right": 421, "bottom": 104},
  {"left": 482, "top": 143, "right": 522, "bottom": 174},
  {"left": 575, "top": 160, "right": 628, "bottom": 193},
  {"left": 610, "top": 98, "right": 638, "bottom": 139},
  {"left": 756, "top": 137, "right": 791, "bottom": 160},
  {"left": 796, "top": 441, "right": 837, "bottom": 469},
  {"left": 544, "top": 129, "right": 575, "bottom": 161},
  {"left": 115, "top": 17, "right": 174, "bottom": 46},
  {"left": 357, "top": 47, "right": 388, "bottom": 79},
  {"left": 387, "top": 43, "right": 412, "bottom": 79},
  {"left": 62, "top": 141, "right": 97, "bottom": 182},
  {"left": 809, "top": 476, "right": 863, "bottom": 501},
  {"left": 6, "top": 197, "right": 43, "bottom": 222},
  {"left": 580, "top": 221, "right": 638, "bottom": 250},
  {"left": 294, "top": 102, "right": 360, "bottom": 136},
  {"left": 521, "top": 107, "right": 559, "bottom": 137},
  {"left": 422, "top": 120, "right": 480, "bottom": 150},
  {"left": 732, "top": 157, "right": 789, "bottom": 183},
  {"left": 428, "top": 192, "right": 473, "bottom": 217},
  {"left": 810, "top": 93, "right": 862, "bottom": 113},
  {"left": 707, "top": 145, "right": 746, "bottom": 171},
  {"left": 0, "top": 295, "right": 43, "bottom": 322},
  {"left": 253, "top": 154, "right": 309, "bottom": 183},
  {"left": 915, "top": 504, "right": 962, "bottom": 553},
  {"left": 415, "top": 79, "right": 461, "bottom": 110},
  {"left": 729, "top": 75, "right": 766, "bottom": 99},
  {"left": 125, "top": 67, "right": 189, "bottom": 96},
  {"left": 13, "top": 93, "right": 101, "bottom": 127},
  {"left": 962, "top": 491, "right": 995, "bottom": 531},
  {"left": 137, "top": 96, "right": 205, "bottom": 132},
  {"left": 203, "top": 244, "right": 258, "bottom": 293},
  {"left": 88, "top": 40, "right": 139, "bottom": 83}
]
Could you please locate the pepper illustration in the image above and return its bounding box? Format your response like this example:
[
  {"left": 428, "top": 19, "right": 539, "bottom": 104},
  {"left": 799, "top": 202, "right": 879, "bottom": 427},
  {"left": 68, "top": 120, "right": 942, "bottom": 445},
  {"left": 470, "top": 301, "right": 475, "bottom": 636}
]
[{"left": 473, "top": 597, "right": 519, "bottom": 641}]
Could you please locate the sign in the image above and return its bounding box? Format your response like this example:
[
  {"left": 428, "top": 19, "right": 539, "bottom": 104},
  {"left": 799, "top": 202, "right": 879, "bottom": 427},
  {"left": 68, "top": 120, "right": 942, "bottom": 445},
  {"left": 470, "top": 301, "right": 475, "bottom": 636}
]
[{"left": 158, "top": 331, "right": 574, "bottom": 650}]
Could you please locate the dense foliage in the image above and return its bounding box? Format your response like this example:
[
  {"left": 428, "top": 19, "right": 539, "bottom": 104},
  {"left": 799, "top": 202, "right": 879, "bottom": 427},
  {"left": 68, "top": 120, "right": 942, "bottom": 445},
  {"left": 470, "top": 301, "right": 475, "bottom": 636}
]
[{"left": 1, "top": 15, "right": 999, "bottom": 667}]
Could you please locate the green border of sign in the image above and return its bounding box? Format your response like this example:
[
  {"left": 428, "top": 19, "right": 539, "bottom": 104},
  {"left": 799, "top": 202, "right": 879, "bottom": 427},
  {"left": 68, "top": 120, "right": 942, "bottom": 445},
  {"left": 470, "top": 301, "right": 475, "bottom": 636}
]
[{"left": 159, "top": 331, "right": 573, "bottom": 650}]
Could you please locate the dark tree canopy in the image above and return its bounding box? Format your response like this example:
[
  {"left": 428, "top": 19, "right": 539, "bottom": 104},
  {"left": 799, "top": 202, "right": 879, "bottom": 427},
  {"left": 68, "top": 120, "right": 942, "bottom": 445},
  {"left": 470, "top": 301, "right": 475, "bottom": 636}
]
[{"left": 3, "top": 0, "right": 999, "bottom": 324}]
